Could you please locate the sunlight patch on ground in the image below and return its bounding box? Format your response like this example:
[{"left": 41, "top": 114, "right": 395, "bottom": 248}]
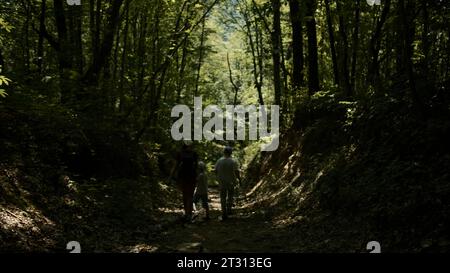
[
  {"left": 0, "top": 208, "right": 34, "bottom": 229},
  {"left": 241, "top": 184, "right": 292, "bottom": 209},
  {"left": 291, "top": 171, "right": 302, "bottom": 184},
  {"left": 176, "top": 242, "right": 203, "bottom": 253},
  {"left": 158, "top": 207, "right": 183, "bottom": 213},
  {"left": 123, "top": 244, "right": 159, "bottom": 253},
  {"left": 245, "top": 179, "right": 265, "bottom": 197},
  {"left": 0, "top": 207, "right": 54, "bottom": 230},
  {"left": 0, "top": 205, "right": 57, "bottom": 251},
  {"left": 274, "top": 214, "right": 306, "bottom": 227}
]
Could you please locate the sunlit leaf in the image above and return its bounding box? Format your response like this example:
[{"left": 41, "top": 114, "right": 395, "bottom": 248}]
[
  {"left": 0, "top": 75, "right": 12, "bottom": 86},
  {"left": 0, "top": 17, "right": 14, "bottom": 32}
]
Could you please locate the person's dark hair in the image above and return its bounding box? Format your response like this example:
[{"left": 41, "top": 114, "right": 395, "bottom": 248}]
[
  {"left": 224, "top": 146, "right": 233, "bottom": 156},
  {"left": 182, "top": 140, "right": 193, "bottom": 150}
]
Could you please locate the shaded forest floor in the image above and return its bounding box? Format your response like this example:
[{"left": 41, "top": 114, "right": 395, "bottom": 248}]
[
  {"left": 0, "top": 176, "right": 366, "bottom": 253},
  {"left": 143, "top": 187, "right": 297, "bottom": 253},
  {"left": 119, "top": 187, "right": 373, "bottom": 253},
  {"left": 0, "top": 180, "right": 295, "bottom": 253},
  {"left": 1, "top": 167, "right": 301, "bottom": 253}
]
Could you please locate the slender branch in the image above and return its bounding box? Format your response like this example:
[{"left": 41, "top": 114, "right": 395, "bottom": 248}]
[{"left": 227, "top": 52, "right": 239, "bottom": 105}]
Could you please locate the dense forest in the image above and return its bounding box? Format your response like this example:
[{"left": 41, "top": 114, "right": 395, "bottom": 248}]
[{"left": 1, "top": 0, "right": 449, "bottom": 252}]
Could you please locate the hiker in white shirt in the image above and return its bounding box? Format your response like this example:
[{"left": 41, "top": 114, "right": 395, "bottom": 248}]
[{"left": 215, "top": 146, "right": 241, "bottom": 221}]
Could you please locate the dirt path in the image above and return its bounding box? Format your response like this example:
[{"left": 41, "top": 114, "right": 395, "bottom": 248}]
[{"left": 145, "top": 187, "right": 294, "bottom": 253}]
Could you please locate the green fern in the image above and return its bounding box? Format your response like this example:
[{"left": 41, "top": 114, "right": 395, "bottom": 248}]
[
  {"left": 0, "top": 75, "right": 11, "bottom": 97},
  {"left": 0, "top": 75, "right": 11, "bottom": 86}
]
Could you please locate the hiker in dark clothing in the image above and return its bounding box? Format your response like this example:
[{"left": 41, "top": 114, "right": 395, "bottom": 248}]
[{"left": 172, "top": 140, "right": 198, "bottom": 222}]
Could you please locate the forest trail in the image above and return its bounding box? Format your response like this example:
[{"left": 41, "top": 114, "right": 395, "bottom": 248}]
[
  {"left": 124, "top": 187, "right": 296, "bottom": 253},
  {"left": 1, "top": 0, "right": 449, "bottom": 254}
]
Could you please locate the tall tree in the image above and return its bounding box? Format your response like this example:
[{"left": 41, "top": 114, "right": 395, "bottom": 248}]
[
  {"left": 397, "top": 0, "right": 425, "bottom": 116},
  {"left": 324, "top": 0, "right": 339, "bottom": 86},
  {"left": 305, "top": 0, "right": 320, "bottom": 94},
  {"left": 243, "top": 7, "right": 264, "bottom": 105},
  {"left": 37, "top": 0, "right": 46, "bottom": 75},
  {"left": 337, "top": 0, "right": 351, "bottom": 96},
  {"left": 227, "top": 52, "right": 240, "bottom": 105},
  {"left": 67, "top": 3, "right": 83, "bottom": 75},
  {"left": 272, "top": 0, "right": 282, "bottom": 106},
  {"left": 84, "top": 0, "right": 124, "bottom": 84},
  {"left": 194, "top": 17, "right": 207, "bottom": 98},
  {"left": 368, "top": 0, "right": 390, "bottom": 90},
  {"left": 350, "top": 0, "right": 361, "bottom": 94},
  {"left": 288, "top": 0, "right": 304, "bottom": 90}
]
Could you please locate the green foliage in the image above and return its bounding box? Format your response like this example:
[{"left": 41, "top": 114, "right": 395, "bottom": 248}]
[
  {"left": 0, "top": 74, "right": 10, "bottom": 98},
  {"left": 0, "top": 17, "right": 13, "bottom": 32},
  {"left": 244, "top": 81, "right": 450, "bottom": 251},
  {"left": 1, "top": 0, "right": 449, "bottom": 252},
  {"left": 293, "top": 90, "right": 352, "bottom": 130},
  {"left": 0, "top": 75, "right": 11, "bottom": 86}
]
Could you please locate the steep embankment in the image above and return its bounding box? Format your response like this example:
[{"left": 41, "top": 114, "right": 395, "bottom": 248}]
[
  {"left": 0, "top": 103, "right": 174, "bottom": 252},
  {"left": 242, "top": 92, "right": 450, "bottom": 252}
]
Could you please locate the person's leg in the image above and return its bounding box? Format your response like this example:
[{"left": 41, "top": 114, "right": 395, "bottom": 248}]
[
  {"left": 185, "top": 181, "right": 195, "bottom": 219},
  {"left": 227, "top": 186, "right": 234, "bottom": 215},
  {"left": 193, "top": 192, "right": 199, "bottom": 212},
  {"left": 201, "top": 194, "right": 210, "bottom": 219},
  {"left": 220, "top": 188, "right": 228, "bottom": 220},
  {"left": 182, "top": 184, "right": 189, "bottom": 217}
]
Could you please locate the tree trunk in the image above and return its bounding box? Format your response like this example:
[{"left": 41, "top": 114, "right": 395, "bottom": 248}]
[
  {"left": 119, "top": 0, "right": 130, "bottom": 111},
  {"left": 23, "top": 0, "right": 31, "bottom": 74},
  {"left": 227, "top": 53, "right": 240, "bottom": 106},
  {"left": 37, "top": 0, "right": 46, "bottom": 75},
  {"left": 84, "top": 0, "right": 124, "bottom": 84},
  {"left": 69, "top": 4, "right": 83, "bottom": 75},
  {"left": 421, "top": 1, "right": 430, "bottom": 77},
  {"left": 94, "top": 0, "right": 102, "bottom": 57},
  {"left": 176, "top": 37, "right": 188, "bottom": 103},
  {"left": 53, "top": 0, "right": 73, "bottom": 103},
  {"left": 398, "top": 0, "right": 425, "bottom": 116},
  {"left": 54, "top": 0, "right": 68, "bottom": 67},
  {"left": 272, "top": 0, "right": 282, "bottom": 106},
  {"left": 137, "top": 11, "right": 149, "bottom": 93},
  {"left": 255, "top": 20, "right": 265, "bottom": 105},
  {"left": 350, "top": 0, "right": 361, "bottom": 94},
  {"left": 324, "top": 0, "right": 339, "bottom": 86},
  {"left": 244, "top": 11, "right": 263, "bottom": 105},
  {"left": 306, "top": 0, "right": 320, "bottom": 95},
  {"left": 194, "top": 17, "right": 207, "bottom": 97},
  {"left": 337, "top": 0, "right": 351, "bottom": 97},
  {"left": 112, "top": 18, "right": 121, "bottom": 83},
  {"left": 89, "top": 0, "right": 95, "bottom": 56},
  {"left": 288, "top": 0, "right": 304, "bottom": 90},
  {"left": 368, "top": 0, "right": 390, "bottom": 90}
]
